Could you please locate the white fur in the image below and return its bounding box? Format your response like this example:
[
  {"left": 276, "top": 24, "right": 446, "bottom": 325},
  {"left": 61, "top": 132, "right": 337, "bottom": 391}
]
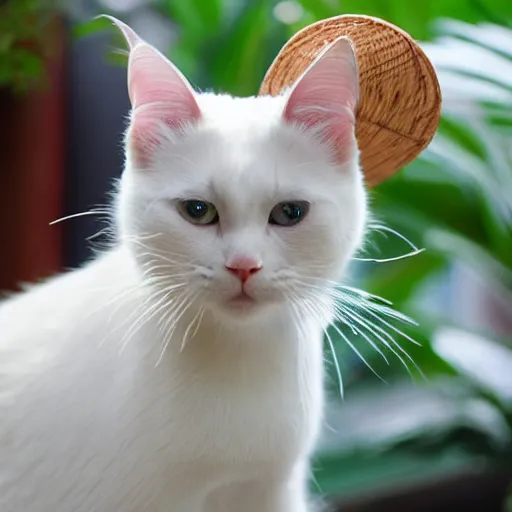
[{"left": 0, "top": 72, "right": 367, "bottom": 512}]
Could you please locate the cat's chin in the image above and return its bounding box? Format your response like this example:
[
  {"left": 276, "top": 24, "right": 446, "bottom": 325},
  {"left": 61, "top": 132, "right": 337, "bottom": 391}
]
[
  {"left": 210, "top": 292, "right": 276, "bottom": 321},
  {"left": 221, "top": 292, "right": 266, "bottom": 319},
  {"left": 226, "top": 292, "right": 257, "bottom": 311}
]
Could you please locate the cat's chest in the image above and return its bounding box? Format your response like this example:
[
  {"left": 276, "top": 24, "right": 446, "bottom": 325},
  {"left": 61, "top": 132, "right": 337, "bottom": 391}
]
[
  {"left": 130, "top": 339, "right": 323, "bottom": 467},
  {"left": 1, "top": 323, "right": 324, "bottom": 511}
]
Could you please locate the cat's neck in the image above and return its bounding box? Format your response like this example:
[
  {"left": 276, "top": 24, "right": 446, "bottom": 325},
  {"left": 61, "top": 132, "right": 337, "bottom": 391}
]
[
  {"left": 152, "top": 305, "right": 318, "bottom": 385},
  {"left": 162, "top": 305, "right": 296, "bottom": 355}
]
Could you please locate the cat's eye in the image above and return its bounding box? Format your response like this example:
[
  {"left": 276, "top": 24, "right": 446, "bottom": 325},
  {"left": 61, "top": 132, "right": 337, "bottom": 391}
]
[
  {"left": 177, "top": 200, "right": 219, "bottom": 225},
  {"left": 269, "top": 201, "right": 310, "bottom": 227}
]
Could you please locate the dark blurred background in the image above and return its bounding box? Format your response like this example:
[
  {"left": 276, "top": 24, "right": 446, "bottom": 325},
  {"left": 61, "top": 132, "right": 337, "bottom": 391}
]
[{"left": 1, "top": 0, "right": 511, "bottom": 510}]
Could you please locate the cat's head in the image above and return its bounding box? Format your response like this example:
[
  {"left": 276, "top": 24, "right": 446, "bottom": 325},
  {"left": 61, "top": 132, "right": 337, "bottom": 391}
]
[{"left": 112, "top": 19, "right": 368, "bottom": 322}]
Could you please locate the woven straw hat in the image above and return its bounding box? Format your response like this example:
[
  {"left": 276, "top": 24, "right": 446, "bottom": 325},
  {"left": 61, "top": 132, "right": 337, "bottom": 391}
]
[{"left": 259, "top": 15, "right": 441, "bottom": 186}]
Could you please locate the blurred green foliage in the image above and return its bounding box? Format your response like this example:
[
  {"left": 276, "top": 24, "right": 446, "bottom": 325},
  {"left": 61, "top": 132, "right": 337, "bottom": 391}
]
[
  {"left": 151, "top": 0, "right": 512, "bottom": 96},
  {"left": 0, "top": 0, "right": 59, "bottom": 92}
]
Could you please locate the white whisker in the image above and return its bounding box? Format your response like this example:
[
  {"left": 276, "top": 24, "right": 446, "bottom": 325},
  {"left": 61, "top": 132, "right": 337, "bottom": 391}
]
[
  {"left": 330, "top": 321, "right": 385, "bottom": 382},
  {"left": 157, "top": 294, "right": 196, "bottom": 363},
  {"left": 292, "top": 273, "right": 423, "bottom": 381},
  {"left": 367, "top": 223, "right": 420, "bottom": 252},
  {"left": 137, "top": 251, "right": 197, "bottom": 269},
  {"left": 337, "top": 285, "right": 395, "bottom": 307},
  {"left": 295, "top": 295, "right": 345, "bottom": 398},
  {"left": 335, "top": 305, "right": 417, "bottom": 379},
  {"left": 335, "top": 307, "right": 389, "bottom": 365},
  {"left": 49, "top": 209, "right": 110, "bottom": 226},
  {"left": 353, "top": 248, "right": 425, "bottom": 263},
  {"left": 288, "top": 301, "right": 308, "bottom": 343},
  {"left": 119, "top": 284, "right": 187, "bottom": 353},
  {"left": 122, "top": 232, "right": 163, "bottom": 242},
  {"left": 324, "top": 326, "right": 344, "bottom": 399},
  {"left": 181, "top": 304, "right": 204, "bottom": 352},
  {"left": 191, "top": 307, "right": 205, "bottom": 339},
  {"left": 361, "top": 307, "right": 421, "bottom": 346}
]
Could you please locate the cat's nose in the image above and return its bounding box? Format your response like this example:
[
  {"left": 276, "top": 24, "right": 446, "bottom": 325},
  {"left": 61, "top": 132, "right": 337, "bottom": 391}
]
[{"left": 225, "top": 256, "right": 263, "bottom": 284}]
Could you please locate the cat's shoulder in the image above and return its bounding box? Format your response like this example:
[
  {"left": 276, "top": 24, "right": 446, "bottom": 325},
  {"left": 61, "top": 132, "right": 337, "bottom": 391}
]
[{"left": 0, "top": 246, "right": 139, "bottom": 390}]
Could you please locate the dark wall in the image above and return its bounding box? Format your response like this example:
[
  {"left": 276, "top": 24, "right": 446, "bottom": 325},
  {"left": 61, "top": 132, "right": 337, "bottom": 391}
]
[{"left": 64, "top": 30, "right": 130, "bottom": 268}]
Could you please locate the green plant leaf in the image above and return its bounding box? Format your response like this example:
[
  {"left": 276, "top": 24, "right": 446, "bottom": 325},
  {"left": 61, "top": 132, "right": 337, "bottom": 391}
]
[
  {"left": 433, "top": 327, "right": 512, "bottom": 409},
  {"left": 73, "top": 16, "right": 111, "bottom": 40},
  {"left": 426, "top": 227, "right": 512, "bottom": 296},
  {"left": 209, "top": 0, "right": 275, "bottom": 95},
  {"left": 161, "top": 0, "right": 224, "bottom": 35}
]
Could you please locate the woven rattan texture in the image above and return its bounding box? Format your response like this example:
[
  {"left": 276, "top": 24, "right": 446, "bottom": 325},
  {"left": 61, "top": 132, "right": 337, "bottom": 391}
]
[{"left": 260, "top": 15, "right": 441, "bottom": 186}]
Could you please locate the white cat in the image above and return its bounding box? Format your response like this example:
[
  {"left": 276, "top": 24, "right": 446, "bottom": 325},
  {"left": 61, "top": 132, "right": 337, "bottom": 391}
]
[{"left": 0, "top": 17, "right": 367, "bottom": 512}]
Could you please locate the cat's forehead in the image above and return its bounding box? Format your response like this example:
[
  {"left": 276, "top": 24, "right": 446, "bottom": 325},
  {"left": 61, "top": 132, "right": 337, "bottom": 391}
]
[
  {"left": 154, "top": 93, "right": 344, "bottom": 202},
  {"left": 192, "top": 93, "right": 333, "bottom": 173},
  {"left": 196, "top": 93, "right": 287, "bottom": 134}
]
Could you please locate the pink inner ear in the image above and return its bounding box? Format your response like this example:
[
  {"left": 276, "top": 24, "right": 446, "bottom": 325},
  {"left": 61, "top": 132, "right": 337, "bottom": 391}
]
[
  {"left": 107, "top": 16, "right": 201, "bottom": 167},
  {"left": 283, "top": 37, "right": 359, "bottom": 163},
  {"left": 127, "top": 44, "right": 201, "bottom": 165}
]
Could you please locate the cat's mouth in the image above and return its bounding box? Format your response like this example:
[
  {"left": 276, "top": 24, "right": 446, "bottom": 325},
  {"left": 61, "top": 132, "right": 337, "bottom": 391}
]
[{"left": 226, "top": 291, "right": 257, "bottom": 310}]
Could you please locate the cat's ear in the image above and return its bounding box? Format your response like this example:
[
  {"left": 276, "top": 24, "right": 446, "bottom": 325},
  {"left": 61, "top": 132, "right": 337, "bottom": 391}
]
[
  {"left": 105, "top": 16, "right": 201, "bottom": 166},
  {"left": 283, "top": 37, "right": 359, "bottom": 163}
]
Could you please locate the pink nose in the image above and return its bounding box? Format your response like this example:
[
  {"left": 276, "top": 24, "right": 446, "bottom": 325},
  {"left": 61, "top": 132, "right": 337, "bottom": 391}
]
[{"left": 225, "top": 257, "right": 262, "bottom": 284}]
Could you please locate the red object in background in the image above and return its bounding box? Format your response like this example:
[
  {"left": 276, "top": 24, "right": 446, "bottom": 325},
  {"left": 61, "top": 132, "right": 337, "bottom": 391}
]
[{"left": 0, "top": 17, "right": 66, "bottom": 292}]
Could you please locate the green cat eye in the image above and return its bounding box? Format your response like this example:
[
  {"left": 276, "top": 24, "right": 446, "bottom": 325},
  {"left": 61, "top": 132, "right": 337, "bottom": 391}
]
[
  {"left": 178, "top": 200, "right": 219, "bottom": 225},
  {"left": 269, "top": 201, "right": 310, "bottom": 227}
]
